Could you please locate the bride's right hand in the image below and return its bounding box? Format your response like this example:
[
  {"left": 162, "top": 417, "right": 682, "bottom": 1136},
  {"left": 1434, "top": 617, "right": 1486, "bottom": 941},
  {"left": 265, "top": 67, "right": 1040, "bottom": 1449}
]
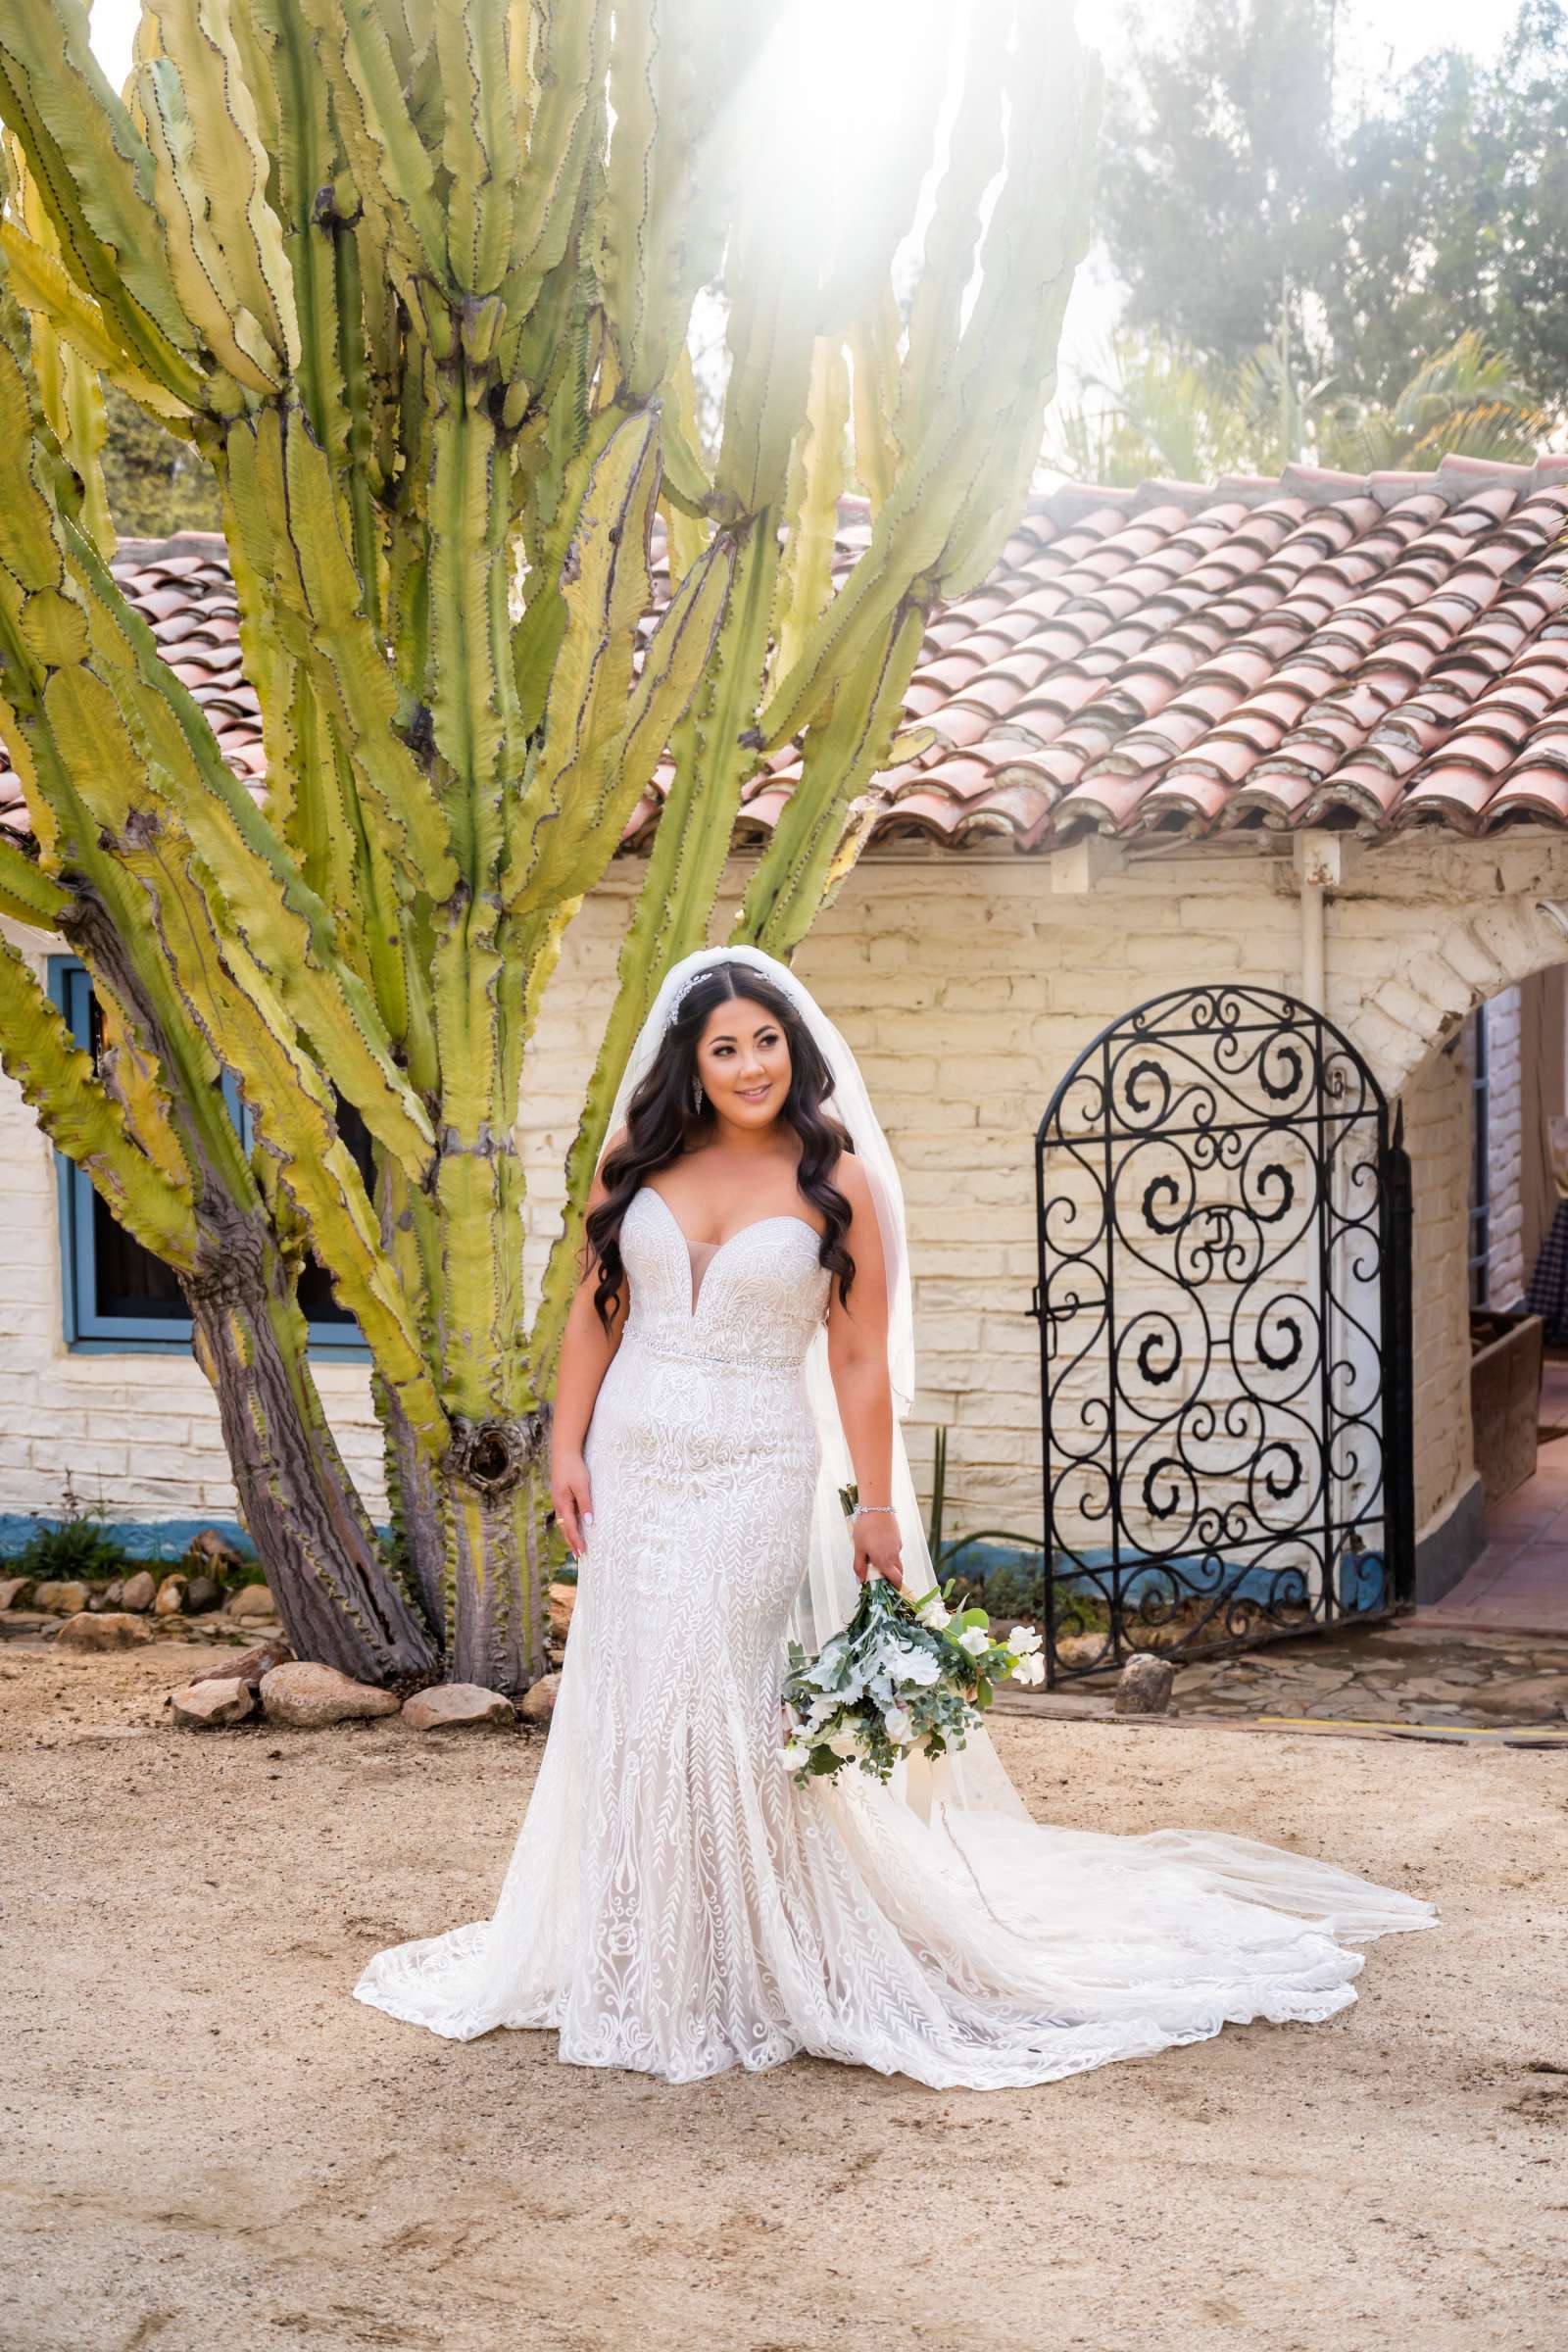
[{"left": 552, "top": 1452, "right": 595, "bottom": 1561}]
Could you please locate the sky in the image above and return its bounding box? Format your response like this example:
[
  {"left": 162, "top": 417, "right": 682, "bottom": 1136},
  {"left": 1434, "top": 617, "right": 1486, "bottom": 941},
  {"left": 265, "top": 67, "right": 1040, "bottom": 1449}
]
[
  {"left": 83, "top": 0, "right": 1517, "bottom": 386},
  {"left": 85, "top": 0, "right": 1517, "bottom": 122}
]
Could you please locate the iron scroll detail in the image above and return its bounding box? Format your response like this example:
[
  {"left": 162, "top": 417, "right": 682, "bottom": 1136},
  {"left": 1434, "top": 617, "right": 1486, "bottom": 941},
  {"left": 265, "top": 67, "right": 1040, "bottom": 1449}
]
[{"left": 1031, "top": 985, "right": 1414, "bottom": 1688}]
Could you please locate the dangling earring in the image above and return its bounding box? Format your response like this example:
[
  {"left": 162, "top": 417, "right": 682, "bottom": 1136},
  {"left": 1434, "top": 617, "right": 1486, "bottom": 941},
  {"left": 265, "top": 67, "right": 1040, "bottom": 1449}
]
[{"left": 691, "top": 1074, "right": 705, "bottom": 1113}]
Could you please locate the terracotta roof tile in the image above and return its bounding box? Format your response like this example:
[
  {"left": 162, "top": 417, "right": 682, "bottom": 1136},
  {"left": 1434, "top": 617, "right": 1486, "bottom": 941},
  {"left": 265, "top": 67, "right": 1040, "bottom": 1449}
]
[{"left": 4, "top": 462, "right": 1567, "bottom": 863}]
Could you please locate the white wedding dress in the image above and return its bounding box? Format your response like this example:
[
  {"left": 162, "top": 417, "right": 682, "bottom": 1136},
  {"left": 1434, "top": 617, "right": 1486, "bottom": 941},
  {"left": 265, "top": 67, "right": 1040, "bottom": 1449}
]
[{"left": 353, "top": 1182, "right": 1436, "bottom": 2087}]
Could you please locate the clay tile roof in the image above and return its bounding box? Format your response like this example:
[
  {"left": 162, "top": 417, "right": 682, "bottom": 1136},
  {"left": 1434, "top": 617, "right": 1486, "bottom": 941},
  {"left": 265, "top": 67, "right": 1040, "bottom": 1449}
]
[{"left": 3, "top": 458, "right": 1566, "bottom": 861}]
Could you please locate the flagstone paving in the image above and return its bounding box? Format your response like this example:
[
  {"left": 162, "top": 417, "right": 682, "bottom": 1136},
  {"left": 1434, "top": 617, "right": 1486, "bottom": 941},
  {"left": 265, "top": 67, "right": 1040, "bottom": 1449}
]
[
  {"left": 995, "top": 1619, "right": 1568, "bottom": 1738},
  {"left": 1166, "top": 1622, "right": 1568, "bottom": 1733}
]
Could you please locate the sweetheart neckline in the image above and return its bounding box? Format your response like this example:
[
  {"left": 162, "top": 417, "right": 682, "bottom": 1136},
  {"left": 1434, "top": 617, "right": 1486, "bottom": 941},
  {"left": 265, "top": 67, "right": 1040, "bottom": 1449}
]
[{"left": 637, "top": 1184, "right": 824, "bottom": 1318}]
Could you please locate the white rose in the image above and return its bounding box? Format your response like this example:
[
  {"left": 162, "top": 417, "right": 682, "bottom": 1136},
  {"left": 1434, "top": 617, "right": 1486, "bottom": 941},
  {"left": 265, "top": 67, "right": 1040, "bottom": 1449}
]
[
  {"left": 1008, "top": 1625, "right": 1043, "bottom": 1656},
  {"left": 1011, "top": 1651, "right": 1046, "bottom": 1686},
  {"left": 914, "top": 1592, "right": 952, "bottom": 1630},
  {"left": 827, "top": 1724, "right": 864, "bottom": 1758},
  {"left": 781, "top": 1740, "right": 812, "bottom": 1772},
  {"left": 883, "top": 1705, "right": 913, "bottom": 1744},
  {"left": 956, "top": 1626, "right": 990, "bottom": 1658}
]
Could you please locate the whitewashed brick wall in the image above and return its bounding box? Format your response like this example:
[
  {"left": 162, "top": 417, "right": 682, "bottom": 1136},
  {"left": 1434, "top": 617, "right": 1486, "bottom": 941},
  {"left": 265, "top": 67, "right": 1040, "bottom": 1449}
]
[
  {"left": 1401, "top": 1035, "right": 1476, "bottom": 1529},
  {"left": 1480, "top": 987, "right": 1526, "bottom": 1306},
  {"left": 8, "top": 825, "right": 1568, "bottom": 1555}
]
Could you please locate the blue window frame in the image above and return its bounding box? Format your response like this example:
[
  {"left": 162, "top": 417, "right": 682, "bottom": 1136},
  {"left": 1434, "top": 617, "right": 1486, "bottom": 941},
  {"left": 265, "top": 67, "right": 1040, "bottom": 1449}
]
[{"left": 47, "top": 956, "right": 369, "bottom": 1357}]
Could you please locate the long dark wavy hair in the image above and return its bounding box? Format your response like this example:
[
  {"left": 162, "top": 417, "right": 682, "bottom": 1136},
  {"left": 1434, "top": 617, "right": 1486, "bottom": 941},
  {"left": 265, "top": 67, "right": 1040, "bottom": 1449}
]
[{"left": 585, "top": 961, "right": 857, "bottom": 1334}]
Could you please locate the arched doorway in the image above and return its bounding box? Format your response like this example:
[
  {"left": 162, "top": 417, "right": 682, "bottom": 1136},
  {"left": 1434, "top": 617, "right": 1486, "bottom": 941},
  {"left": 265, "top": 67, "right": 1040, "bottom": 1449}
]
[{"left": 1031, "top": 984, "right": 1414, "bottom": 1687}]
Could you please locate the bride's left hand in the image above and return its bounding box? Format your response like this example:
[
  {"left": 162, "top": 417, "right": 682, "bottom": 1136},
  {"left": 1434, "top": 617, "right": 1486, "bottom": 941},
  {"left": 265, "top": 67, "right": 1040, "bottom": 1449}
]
[{"left": 852, "top": 1513, "right": 904, "bottom": 1589}]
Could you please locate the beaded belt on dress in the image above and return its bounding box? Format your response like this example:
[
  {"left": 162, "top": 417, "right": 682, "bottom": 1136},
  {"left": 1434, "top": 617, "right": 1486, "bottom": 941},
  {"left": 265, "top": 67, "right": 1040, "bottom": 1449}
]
[{"left": 628, "top": 1331, "right": 804, "bottom": 1374}]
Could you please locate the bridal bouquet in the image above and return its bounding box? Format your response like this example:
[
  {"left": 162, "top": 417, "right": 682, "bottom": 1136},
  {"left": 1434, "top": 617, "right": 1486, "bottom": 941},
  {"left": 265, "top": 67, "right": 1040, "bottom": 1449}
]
[{"left": 780, "top": 1574, "right": 1045, "bottom": 1786}]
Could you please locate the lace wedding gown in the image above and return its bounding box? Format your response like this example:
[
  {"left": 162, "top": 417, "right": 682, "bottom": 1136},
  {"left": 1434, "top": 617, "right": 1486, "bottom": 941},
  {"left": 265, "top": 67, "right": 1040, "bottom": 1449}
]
[{"left": 354, "top": 1183, "right": 1436, "bottom": 2087}]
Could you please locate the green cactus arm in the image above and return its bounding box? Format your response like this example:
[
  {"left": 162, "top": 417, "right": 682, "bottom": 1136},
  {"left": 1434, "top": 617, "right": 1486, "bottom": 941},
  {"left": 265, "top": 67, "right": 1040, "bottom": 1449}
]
[
  {"left": 527, "top": 519, "right": 778, "bottom": 1380},
  {"left": 14, "top": 157, "right": 117, "bottom": 552},
  {"left": 712, "top": 180, "right": 819, "bottom": 521},
  {"left": 0, "top": 0, "right": 205, "bottom": 402},
  {"left": 36, "top": 661, "right": 442, "bottom": 1441},
  {"left": 733, "top": 601, "right": 927, "bottom": 960},
  {"left": 596, "top": 0, "right": 774, "bottom": 405},
  {"left": 222, "top": 408, "right": 458, "bottom": 899},
  {"left": 427, "top": 394, "right": 520, "bottom": 896},
  {"left": 846, "top": 293, "right": 901, "bottom": 512},
  {"left": 506, "top": 523, "right": 733, "bottom": 933},
  {"left": 130, "top": 5, "right": 297, "bottom": 394},
  {"left": 0, "top": 221, "right": 189, "bottom": 421},
  {"left": 0, "top": 926, "right": 196, "bottom": 1269},
  {"left": 245, "top": 0, "right": 349, "bottom": 455},
  {"left": 189, "top": 912, "right": 447, "bottom": 1448},
  {"left": 510, "top": 401, "right": 627, "bottom": 740},
  {"left": 0, "top": 833, "right": 70, "bottom": 930},
  {"left": 94, "top": 987, "right": 191, "bottom": 1195},
  {"left": 770, "top": 339, "right": 849, "bottom": 692},
  {"left": 298, "top": 0, "right": 448, "bottom": 304},
  {"left": 433, "top": 0, "right": 515, "bottom": 299},
  {"left": 46, "top": 509, "right": 436, "bottom": 1177},
  {"left": 503, "top": 405, "right": 662, "bottom": 907},
  {"left": 889, "top": 1, "right": 1008, "bottom": 463},
  {"left": 504, "top": 0, "right": 611, "bottom": 312},
  {"left": 658, "top": 345, "right": 713, "bottom": 554}
]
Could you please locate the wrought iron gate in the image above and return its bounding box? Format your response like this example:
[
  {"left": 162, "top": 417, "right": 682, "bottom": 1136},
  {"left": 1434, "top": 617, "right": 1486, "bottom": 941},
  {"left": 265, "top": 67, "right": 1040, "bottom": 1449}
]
[{"left": 1030, "top": 985, "right": 1414, "bottom": 1687}]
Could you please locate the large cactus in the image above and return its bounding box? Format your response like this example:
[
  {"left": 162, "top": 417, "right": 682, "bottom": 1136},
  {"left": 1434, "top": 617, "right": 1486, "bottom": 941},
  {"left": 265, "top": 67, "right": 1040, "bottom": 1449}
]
[{"left": 0, "top": 0, "right": 1098, "bottom": 1693}]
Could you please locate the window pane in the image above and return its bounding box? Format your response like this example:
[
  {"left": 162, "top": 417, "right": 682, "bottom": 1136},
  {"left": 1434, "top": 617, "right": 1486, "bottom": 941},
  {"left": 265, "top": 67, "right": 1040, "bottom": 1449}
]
[
  {"left": 296, "top": 1094, "right": 376, "bottom": 1326},
  {"left": 90, "top": 1187, "right": 188, "bottom": 1318}
]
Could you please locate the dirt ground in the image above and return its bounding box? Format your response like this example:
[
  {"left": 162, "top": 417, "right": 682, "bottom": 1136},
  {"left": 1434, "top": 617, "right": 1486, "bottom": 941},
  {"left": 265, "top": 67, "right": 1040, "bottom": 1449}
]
[{"left": 3, "top": 1634, "right": 1566, "bottom": 2352}]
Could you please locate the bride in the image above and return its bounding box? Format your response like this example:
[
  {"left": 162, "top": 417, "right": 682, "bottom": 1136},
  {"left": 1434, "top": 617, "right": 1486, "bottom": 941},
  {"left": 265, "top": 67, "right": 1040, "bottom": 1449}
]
[{"left": 353, "top": 944, "right": 1436, "bottom": 2087}]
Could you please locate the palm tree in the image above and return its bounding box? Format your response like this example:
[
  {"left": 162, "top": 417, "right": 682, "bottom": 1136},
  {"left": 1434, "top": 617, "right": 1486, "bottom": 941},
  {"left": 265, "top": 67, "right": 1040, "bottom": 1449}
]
[{"left": 1044, "top": 327, "right": 1548, "bottom": 486}]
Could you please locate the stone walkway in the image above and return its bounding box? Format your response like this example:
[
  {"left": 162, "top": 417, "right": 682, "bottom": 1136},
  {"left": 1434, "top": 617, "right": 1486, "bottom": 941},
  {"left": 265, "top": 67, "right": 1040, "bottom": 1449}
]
[
  {"left": 1162, "top": 1621, "right": 1568, "bottom": 1737},
  {"left": 998, "top": 1617, "right": 1568, "bottom": 1742}
]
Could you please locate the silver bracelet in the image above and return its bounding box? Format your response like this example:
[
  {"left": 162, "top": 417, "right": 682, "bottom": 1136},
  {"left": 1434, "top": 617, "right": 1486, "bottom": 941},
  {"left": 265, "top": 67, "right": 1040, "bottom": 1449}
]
[{"left": 852, "top": 1503, "right": 897, "bottom": 1518}]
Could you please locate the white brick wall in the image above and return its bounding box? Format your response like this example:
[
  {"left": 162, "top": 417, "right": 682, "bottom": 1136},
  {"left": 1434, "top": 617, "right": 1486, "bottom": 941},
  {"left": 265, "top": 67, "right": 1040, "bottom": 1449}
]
[
  {"left": 9, "top": 825, "right": 1568, "bottom": 1554},
  {"left": 1480, "top": 987, "right": 1526, "bottom": 1306}
]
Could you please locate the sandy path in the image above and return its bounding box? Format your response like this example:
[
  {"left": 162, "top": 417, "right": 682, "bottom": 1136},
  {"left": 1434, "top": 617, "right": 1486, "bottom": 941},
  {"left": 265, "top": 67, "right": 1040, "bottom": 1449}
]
[{"left": 2, "top": 1634, "right": 1565, "bottom": 2352}]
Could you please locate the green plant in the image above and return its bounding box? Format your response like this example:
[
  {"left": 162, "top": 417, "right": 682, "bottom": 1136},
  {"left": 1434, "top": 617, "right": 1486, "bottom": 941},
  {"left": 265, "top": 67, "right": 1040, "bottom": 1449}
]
[
  {"left": 0, "top": 0, "right": 1098, "bottom": 1694},
  {"left": 10, "top": 1475, "right": 129, "bottom": 1582}
]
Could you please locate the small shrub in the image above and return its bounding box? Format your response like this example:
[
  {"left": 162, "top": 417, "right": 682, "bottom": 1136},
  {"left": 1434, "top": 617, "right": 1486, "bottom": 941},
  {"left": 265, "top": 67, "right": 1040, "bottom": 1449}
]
[{"left": 9, "top": 1477, "right": 129, "bottom": 1583}]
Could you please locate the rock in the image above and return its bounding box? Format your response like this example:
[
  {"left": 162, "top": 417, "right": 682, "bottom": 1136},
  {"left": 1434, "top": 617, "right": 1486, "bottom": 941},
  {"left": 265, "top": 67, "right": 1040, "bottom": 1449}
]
[
  {"left": 185, "top": 1528, "right": 245, "bottom": 1577},
  {"left": 228, "top": 1583, "right": 279, "bottom": 1622},
  {"left": 57, "top": 1611, "right": 153, "bottom": 1652},
  {"left": 548, "top": 1581, "right": 577, "bottom": 1642},
  {"left": 119, "top": 1570, "right": 158, "bottom": 1612},
  {"left": 154, "top": 1576, "right": 187, "bottom": 1617},
  {"left": 191, "top": 1636, "right": 292, "bottom": 1691},
  {"left": 519, "top": 1671, "right": 561, "bottom": 1727},
  {"left": 259, "top": 1661, "right": 400, "bottom": 1728},
  {"left": 33, "top": 1580, "right": 90, "bottom": 1616},
  {"left": 183, "top": 1573, "right": 224, "bottom": 1615},
  {"left": 0, "top": 1577, "right": 35, "bottom": 1611},
  {"left": 95, "top": 1582, "right": 122, "bottom": 1610},
  {"left": 1114, "top": 1653, "right": 1176, "bottom": 1715},
  {"left": 170, "top": 1676, "right": 255, "bottom": 1730},
  {"left": 402, "top": 1682, "right": 516, "bottom": 1732}
]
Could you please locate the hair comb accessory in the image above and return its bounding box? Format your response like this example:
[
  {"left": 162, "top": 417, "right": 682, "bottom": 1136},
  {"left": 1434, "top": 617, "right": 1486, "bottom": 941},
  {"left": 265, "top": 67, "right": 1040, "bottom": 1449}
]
[{"left": 666, "top": 970, "right": 707, "bottom": 1027}]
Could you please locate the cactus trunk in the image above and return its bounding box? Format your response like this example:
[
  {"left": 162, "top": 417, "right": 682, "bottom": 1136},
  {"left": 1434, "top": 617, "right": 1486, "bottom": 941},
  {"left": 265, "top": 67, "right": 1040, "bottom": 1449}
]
[
  {"left": 439, "top": 1428, "right": 554, "bottom": 1691},
  {"left": 187, "top": 1225, "right": 439, "bottom": 1684}
]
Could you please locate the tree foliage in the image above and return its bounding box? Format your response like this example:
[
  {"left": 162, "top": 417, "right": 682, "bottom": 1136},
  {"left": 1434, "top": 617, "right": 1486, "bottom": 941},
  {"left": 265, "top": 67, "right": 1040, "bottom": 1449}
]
[{"left": 1099, "top": 0, "right": 1568, "bottom": 425}]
